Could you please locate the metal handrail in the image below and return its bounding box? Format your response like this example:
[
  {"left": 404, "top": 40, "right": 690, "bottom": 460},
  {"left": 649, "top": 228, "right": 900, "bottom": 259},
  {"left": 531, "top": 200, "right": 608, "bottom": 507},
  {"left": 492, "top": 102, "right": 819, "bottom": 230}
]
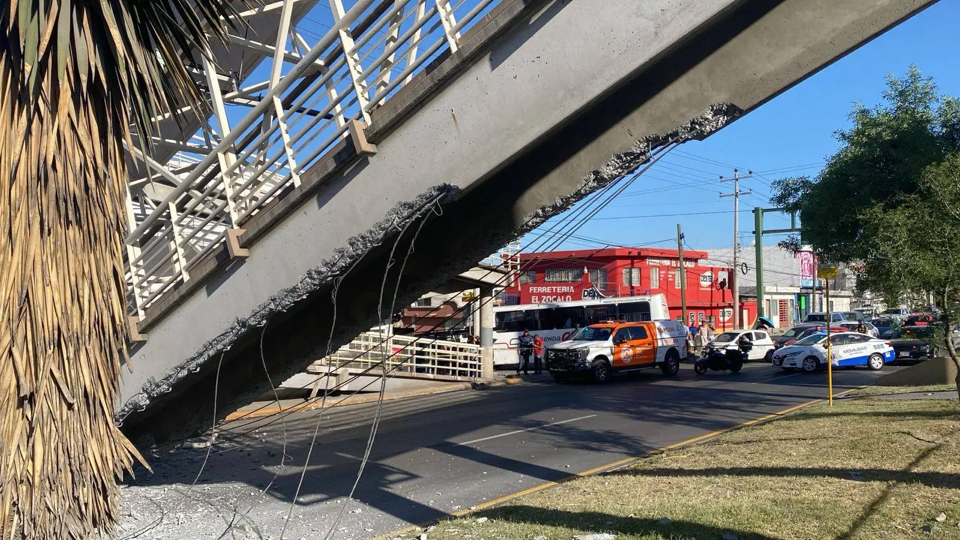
[{"left": 126, "top": 0, "right": 504, "bottom": 313}]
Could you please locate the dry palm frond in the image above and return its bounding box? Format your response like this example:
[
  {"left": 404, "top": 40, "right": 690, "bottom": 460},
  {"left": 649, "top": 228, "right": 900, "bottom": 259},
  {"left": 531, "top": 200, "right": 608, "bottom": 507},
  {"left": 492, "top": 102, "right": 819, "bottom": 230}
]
[{"left": 0, "top": 0, "right": 240, "bottom": 538}]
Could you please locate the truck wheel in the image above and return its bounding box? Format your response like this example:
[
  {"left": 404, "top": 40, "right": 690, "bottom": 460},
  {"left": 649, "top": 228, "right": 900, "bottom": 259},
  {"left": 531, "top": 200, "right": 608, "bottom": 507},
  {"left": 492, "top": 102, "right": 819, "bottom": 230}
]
[
  {"left": 660, "top": 350, "right": 680, "bottom": 376},
  {"left": 592, "top": 360, "right": 611, "bottom": 384}
]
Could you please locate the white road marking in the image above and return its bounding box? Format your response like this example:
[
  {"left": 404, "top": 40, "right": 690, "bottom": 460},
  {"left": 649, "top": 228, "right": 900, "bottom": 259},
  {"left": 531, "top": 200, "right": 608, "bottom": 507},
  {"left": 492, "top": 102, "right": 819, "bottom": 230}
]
[{"left": 457, "top": 415, "right": 599, "bottom": 446}]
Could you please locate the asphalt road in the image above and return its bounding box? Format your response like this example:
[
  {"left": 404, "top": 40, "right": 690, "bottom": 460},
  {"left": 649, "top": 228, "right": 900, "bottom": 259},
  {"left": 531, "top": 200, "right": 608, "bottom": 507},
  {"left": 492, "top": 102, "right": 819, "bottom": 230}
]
[{"left": 113, "top": 362, "right": 898, "bottom": 540}]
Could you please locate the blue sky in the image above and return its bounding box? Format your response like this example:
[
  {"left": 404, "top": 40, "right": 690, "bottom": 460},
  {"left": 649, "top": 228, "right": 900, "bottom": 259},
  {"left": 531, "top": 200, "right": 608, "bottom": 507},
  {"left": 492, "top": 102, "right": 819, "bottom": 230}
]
[{"left": 520, "top": 0, "right": 959, "bottom": 253}]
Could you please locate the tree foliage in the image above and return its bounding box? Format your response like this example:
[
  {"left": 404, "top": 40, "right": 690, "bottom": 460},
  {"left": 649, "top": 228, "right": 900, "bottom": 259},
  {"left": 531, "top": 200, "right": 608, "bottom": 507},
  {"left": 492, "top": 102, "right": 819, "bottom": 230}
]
[
  {"left": 772, "top": 67, "right": 960, "bottom": 399},
  {"left": 0, "top": 0, "right": 239, "bottom": 538}
]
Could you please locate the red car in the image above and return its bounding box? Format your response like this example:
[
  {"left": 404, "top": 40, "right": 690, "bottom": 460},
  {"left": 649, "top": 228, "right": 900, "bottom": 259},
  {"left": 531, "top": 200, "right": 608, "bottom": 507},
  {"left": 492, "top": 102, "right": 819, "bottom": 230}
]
[{"left": 903, "top": 313, "right": 933, "bottom": 327}]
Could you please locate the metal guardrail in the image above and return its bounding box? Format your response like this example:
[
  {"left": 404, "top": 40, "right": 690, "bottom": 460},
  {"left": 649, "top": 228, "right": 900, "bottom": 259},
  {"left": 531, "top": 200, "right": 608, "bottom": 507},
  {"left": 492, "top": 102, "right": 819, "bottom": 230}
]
[
  {"left": 124, "top": 0, "right": 505, "bottom": 319},
  {"left": 307, "top": 330, "right": 482, "bottom": 379}
]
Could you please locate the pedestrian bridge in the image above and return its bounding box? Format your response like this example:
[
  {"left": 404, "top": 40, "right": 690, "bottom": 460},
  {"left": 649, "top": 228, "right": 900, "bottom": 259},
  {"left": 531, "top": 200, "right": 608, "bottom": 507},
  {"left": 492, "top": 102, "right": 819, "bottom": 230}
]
[{"left": 116, "top": 0, "right": 936, "bottom": 443}]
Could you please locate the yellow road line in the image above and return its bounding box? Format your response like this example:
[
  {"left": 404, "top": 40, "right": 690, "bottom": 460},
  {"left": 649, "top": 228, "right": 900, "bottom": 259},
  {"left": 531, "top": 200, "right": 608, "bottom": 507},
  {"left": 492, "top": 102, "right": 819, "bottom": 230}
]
[{"left": 374, "top": 387, "right": 865, "bottom": 540}]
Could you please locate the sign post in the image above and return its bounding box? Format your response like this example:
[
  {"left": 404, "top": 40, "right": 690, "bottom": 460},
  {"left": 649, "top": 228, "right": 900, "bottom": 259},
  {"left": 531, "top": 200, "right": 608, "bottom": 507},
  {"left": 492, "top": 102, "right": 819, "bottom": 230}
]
[{"left": 819, "top": 265, "right": 839, "bottom": 406}]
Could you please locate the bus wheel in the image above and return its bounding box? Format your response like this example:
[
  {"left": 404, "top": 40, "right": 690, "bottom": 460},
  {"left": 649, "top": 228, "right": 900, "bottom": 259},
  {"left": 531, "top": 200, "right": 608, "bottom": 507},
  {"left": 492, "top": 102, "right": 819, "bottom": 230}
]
[
  {"left": 592, "top": 360, "right": 611, "bottom": 384},
  {"left": 660, "top": 350, "right": 680, "bottom": 376}
]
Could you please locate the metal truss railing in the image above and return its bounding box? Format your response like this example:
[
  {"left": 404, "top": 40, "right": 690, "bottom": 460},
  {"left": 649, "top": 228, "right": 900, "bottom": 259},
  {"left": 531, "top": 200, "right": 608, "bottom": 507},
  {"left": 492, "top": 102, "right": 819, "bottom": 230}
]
[
  {"left": 307, "top": 329, "right": 482, "bottom": 382},
  {"left": 124, "top": 0, "right": 504, "bottom": 320}
]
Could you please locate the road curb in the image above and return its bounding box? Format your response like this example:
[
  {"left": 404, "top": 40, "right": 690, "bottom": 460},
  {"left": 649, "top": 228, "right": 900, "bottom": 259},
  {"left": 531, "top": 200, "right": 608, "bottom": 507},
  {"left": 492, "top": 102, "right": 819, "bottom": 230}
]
[
  {"left": 224, "top": 378, "right": 509, "bottom": 422},
  {"left": 374, "top": 386, "right": 864, "bottom": 540}
]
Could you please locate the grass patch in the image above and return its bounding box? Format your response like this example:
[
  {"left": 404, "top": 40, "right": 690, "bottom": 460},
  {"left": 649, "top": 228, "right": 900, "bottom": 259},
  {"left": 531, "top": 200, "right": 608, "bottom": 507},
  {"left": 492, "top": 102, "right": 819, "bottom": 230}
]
[
  {"left": 419, "top": 399, "right": 960, "bottom": 539},
  {"left": 854, "top": 384, "right": 957, "bottom": 396}
]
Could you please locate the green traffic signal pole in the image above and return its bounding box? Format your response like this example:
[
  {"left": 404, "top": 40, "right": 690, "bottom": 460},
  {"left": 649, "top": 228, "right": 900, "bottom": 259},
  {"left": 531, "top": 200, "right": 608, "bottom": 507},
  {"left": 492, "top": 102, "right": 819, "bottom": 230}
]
[{"left": 752, "top": 207, "right": 800, "bottom": 319}]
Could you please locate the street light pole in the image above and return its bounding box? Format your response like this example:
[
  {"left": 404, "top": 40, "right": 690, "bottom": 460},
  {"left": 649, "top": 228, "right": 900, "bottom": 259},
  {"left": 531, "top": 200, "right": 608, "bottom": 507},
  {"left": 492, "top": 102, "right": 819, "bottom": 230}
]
[{"left": 720, "top": 169, "right": 752, "bottom": 329}]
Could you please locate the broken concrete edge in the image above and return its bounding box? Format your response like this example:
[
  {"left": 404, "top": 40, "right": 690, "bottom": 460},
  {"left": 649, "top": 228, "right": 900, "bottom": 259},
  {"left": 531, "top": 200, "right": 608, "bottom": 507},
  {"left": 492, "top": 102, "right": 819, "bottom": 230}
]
[
  {"left": 222, "top": 378, "right": 509, "bottom": 422},
  {"left": 115, "top": 184, "right": 461, "bottom": 426},
  {"left": 116, "top": 104, "right": 741, "bottom": 429},
  {"left": 517, "top": 103, "right": 743, "bottom": 236}
]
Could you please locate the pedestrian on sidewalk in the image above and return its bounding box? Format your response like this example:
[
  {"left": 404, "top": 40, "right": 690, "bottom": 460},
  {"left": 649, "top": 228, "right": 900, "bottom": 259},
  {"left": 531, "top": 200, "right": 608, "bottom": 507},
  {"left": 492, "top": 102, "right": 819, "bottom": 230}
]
[
  {"left": 517, "top": 329, "right": 534, "bottom": 375},
  {"left": 533, "top": 334, "right": 545, "bottom": 374}
]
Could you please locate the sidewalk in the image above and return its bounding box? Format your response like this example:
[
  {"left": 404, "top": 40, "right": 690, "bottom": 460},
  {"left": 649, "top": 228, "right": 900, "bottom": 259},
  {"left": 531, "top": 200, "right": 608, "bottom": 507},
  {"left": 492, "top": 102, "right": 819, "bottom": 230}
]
[{"left": 224, "top": 376, "right": 513, "bottom": 422}]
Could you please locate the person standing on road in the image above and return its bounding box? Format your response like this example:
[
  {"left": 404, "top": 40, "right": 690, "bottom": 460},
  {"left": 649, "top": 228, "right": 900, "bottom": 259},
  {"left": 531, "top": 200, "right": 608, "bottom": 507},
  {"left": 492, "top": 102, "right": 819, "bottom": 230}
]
[
  {"left": 517, "top": 330, "right": 534, "bottom": 375},
  {"left": 533, "top": 334, "right": 545, "bottom": 374}
]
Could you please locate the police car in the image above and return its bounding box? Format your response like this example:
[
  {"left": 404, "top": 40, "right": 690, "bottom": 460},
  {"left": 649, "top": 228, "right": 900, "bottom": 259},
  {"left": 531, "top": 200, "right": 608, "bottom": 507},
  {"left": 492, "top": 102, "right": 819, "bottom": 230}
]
[{"left": 771, "top": 331, "right": 895, "bottom": 372}]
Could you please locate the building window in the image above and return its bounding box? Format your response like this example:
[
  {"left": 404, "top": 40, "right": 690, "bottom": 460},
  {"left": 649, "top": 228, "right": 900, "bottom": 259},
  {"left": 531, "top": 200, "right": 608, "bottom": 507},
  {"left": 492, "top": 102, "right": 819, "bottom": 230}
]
[
  {"left": 416, "top": 297, "right": 433, "bottom": 307},
  {"left": 650, "top": 268, "right": 660, "bottom": 289},
  {"left": 519, "top": 270, "right": 536, "bottom": 285},
  {"left": 622, "top": 267, "right": 640, "bottom": 287},
  {"left": 589, "top": 268, "right": 608, "bottom": 288},
  {"left": 545, "top": 268, "right": 580, "bottom": 283},
  {"left": 674, "top": 269, "right": 686, "bottom": 290}
]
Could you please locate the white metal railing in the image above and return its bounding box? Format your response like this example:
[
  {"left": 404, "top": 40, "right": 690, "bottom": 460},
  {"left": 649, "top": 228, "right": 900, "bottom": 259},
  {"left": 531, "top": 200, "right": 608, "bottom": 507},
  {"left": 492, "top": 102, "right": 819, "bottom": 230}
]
[
  {"left": 125, "top": 0, "right": 505, "bottom": 318},
  {"left": 308, "top": 329, "right": 481, "bottom": 379}
]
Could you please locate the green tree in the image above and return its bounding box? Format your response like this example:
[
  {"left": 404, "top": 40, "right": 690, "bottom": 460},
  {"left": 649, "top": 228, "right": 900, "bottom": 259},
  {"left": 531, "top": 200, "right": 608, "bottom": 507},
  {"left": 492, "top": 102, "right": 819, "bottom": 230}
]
[
  {"left": 0, "top": 1, "right": 237, "bottom": 538},
  {"left": 772, "top": 67, "right": 960, "bottom": 400}
]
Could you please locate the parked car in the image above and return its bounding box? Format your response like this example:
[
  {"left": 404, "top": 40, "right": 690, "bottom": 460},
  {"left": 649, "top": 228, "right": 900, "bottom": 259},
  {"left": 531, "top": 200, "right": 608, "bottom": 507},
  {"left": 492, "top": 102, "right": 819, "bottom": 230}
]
[
  {"left": 780, "top": 325, "right": 847, "bottom": 348},
  {"left": 837, "top": 311, "right": 865, "bottom": 322},
  {"left": 903, "top": 313, "right": 933, "bottom": 327},
  {"left": 803, "top": 312, "right": 846, "bottom": 324},
  {"left": 771, "top": 332, "right": 895, "bottom": 372},
  {"left": 890, "top": 325, "right": 960, "bottom": 362},
  {"left": 879, "top": 307, "right": 910, "bottom": 320},
  {"left": 891, "top": 326, "right": 935, "bottom": 362},
  {"left": 545, "top": 320, "right": 686, "bottom": 383},
  {"left": 836, "top": 321, "right": 879, "bottom": 338},
  {"left": 871, "top": 317, "right": 901, "bottom": 339},
  {"left": 855, "top": 308, "right": 877, "bottom": 319},
  {"left": 705, "top": 329, "right": 775, "bottom": 362}
]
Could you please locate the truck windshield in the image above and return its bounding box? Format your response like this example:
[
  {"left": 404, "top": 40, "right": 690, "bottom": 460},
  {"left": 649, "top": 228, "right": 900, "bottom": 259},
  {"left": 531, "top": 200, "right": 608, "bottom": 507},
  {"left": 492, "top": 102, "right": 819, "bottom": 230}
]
[{"left": 569, "top": 327, "right": 612, "bottom": 342}]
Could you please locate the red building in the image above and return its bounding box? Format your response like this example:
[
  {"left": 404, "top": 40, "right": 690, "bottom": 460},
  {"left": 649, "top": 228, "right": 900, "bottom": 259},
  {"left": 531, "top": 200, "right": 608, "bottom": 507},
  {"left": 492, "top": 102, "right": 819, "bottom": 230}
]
[{"left": 502, "top": 247, "right": 756, "bottom": 330}]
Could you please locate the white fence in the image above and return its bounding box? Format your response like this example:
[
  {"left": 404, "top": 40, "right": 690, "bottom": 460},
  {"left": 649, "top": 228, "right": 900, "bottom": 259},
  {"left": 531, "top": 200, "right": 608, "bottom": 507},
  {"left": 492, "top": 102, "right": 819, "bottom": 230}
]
[{"left": 308, "top": 330, "right": 482, "bottom": 381}]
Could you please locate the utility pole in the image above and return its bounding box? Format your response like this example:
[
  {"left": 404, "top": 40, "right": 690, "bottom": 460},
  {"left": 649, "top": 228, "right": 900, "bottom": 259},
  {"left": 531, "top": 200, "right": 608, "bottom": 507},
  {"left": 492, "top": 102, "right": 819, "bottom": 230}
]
[
  {"left": 677, "top": 223, "right": 687, "bottom": 324},
  {"left": 720, "top": 169, "right": 752, "bottom": 329}
]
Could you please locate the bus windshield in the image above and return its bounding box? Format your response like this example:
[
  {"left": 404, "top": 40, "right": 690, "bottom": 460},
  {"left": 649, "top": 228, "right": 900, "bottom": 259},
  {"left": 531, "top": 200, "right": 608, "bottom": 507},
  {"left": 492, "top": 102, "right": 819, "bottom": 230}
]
[{"left": 568, "top": 327, "right": 612, "bottom": 342}]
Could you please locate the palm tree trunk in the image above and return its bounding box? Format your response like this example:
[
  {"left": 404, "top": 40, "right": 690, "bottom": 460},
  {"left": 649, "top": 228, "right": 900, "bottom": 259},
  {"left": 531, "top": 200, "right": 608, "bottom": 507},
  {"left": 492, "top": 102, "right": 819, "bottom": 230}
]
[
  {"left": 0, "top": 34, "right": 147, "bottom": 540},
  {"left": 0, "top": 1, "right": 237, "bottom": 537}
]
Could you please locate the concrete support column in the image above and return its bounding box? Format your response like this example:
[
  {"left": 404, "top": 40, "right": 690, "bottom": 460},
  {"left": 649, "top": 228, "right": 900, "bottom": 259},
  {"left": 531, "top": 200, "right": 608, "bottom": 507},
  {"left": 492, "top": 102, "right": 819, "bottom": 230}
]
[
  {"left": 472, "top": 287, "right": 481, "bottom": 338},
  {"left": 479, "top": 286, "right": 494, "bottom": 379}
]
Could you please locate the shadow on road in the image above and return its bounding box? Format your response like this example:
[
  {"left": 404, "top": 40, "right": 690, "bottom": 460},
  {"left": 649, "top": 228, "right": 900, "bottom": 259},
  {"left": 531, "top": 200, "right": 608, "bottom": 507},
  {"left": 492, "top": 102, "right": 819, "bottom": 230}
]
[
  {"left": 470, "top": 505, "right": 779, "bottom": 540},
  {"left": 122, "top": 364, "right": 889, "bottom": 530}
]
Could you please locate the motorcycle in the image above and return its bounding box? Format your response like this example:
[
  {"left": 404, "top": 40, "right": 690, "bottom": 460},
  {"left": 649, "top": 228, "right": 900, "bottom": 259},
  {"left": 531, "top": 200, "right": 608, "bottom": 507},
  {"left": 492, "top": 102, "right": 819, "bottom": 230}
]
[{"left": 694, "top": 339, "right": 751, "bottom": 375}]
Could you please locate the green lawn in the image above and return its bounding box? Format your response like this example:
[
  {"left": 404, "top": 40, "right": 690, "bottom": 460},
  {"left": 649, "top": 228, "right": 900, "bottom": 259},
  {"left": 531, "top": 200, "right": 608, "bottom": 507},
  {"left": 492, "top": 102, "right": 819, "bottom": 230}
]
[{"left": 415, "top": 398, "right": 960, "bottom": 539}]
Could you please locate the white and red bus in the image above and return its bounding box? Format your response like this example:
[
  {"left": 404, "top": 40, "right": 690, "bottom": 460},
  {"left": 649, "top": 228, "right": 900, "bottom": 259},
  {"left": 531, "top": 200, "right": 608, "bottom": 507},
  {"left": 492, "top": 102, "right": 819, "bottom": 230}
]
[{"left": 492, "top": 294, "right": 671, "bottom": 367}]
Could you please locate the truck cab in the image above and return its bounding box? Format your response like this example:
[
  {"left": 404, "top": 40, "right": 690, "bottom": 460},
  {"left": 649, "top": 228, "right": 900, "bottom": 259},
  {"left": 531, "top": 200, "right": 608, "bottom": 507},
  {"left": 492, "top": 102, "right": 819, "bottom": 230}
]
[{"left": 545, "top": 320, "right": 686, "bottom": 383}]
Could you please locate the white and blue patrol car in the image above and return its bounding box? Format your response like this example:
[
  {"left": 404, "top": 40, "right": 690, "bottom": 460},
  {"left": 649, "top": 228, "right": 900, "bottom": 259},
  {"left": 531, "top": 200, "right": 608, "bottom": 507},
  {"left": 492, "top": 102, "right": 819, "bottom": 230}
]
[{"left": 771, "top": 332, "right": 895, "bottom": 372}]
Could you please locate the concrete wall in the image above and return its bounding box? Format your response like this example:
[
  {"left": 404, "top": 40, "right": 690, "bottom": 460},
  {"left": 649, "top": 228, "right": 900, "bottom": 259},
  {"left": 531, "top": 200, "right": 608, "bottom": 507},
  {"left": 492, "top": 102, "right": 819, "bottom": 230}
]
[{"left": 118, "top": 0, "right": 937, "bottom": 443}]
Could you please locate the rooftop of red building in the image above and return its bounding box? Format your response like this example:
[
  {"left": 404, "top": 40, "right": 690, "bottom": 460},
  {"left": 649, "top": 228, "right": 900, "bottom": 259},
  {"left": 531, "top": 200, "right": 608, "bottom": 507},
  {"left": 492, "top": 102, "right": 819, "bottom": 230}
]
[{"left": 518, "top": 247, "right": 710, "bottom": 262}]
